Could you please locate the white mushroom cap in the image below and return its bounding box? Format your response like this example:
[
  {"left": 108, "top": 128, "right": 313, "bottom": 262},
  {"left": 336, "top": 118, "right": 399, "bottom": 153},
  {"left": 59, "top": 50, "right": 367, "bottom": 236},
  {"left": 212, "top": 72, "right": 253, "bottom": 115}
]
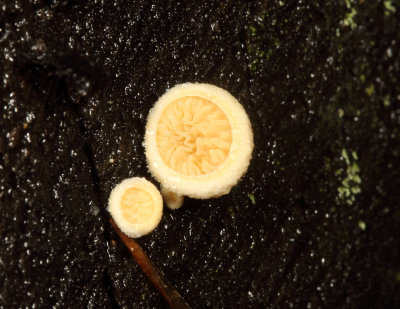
[
  {"left": 144, "top": 83, "right": 253, "bottom": 199},
  {"left": 108, "top": 177, "right": 163, "bottom": 238}
]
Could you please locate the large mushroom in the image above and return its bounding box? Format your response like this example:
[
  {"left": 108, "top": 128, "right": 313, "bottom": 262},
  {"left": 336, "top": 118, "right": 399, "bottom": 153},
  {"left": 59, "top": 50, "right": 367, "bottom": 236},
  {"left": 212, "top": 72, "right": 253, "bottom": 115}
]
[{"left": 144, "top": 83, "right": 253, "bottom": 209}]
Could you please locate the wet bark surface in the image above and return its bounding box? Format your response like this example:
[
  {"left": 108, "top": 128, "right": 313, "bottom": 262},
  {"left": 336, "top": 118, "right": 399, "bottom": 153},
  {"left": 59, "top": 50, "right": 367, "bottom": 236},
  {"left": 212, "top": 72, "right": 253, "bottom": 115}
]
[{"left": 1, "top": 0, "right": 400, "bottom": 308}]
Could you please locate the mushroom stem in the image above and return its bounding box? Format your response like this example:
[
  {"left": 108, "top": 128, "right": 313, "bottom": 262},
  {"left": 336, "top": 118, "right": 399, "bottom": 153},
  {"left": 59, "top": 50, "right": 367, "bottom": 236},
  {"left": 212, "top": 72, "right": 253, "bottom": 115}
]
[
  {"left": 110, "top": 219, "right": 191, "bottom": 309},
  {"left": 161, "top": 187, "right": 184, "bottom": 210}
]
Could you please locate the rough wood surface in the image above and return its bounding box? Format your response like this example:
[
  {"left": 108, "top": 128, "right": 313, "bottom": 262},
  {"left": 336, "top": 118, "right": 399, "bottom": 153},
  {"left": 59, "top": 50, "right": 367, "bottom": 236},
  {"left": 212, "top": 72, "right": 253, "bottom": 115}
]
[{"left": 1, "top": 1, "right": 399, "bottom": 308}]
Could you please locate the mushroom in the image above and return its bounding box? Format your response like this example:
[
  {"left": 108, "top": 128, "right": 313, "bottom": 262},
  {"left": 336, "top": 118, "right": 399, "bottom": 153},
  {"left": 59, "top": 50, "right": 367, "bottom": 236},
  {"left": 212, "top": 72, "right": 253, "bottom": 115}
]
[
  {"left": 144, "top": 83, "right": 253, "bottom": 208},
  {"left": 108, "top": 177, "right": 163, "bottom": 238}
]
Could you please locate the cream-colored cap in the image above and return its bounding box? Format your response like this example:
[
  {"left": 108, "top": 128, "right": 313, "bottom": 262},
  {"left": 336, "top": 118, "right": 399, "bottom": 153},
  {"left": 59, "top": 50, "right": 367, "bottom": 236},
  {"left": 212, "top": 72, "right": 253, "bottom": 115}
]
[
  {"left": 108, "top": 177, "right": 163, "bottom": 238},
  {"left": 144, "top": 83, "right": 253, "bottom": 199}
]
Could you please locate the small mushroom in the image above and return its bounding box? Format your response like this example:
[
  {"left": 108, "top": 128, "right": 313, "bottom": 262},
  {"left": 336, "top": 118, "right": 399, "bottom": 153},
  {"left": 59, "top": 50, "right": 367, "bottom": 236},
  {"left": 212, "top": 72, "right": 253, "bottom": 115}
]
[
  {"left": 144, "top": 83, "right": 253, "bottom": 206},
  {"left": 108, "top": 177, "right": 163, "bottom": 238}
]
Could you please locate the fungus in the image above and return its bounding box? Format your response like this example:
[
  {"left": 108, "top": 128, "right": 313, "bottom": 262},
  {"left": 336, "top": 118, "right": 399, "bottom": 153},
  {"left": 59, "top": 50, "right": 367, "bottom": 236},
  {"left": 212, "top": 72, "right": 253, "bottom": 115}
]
[
  {"left": 108, "top": 177, "right": 163, "bottom": 238},
  {"left": 144, "top": 83, "right": 253, "bottom": 202}
]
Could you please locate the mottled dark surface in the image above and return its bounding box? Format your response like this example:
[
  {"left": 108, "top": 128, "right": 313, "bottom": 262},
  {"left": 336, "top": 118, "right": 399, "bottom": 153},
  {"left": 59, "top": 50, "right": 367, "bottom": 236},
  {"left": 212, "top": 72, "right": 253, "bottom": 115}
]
[{"left": 1, "top": 0, "right": 400, "bottom": 308}]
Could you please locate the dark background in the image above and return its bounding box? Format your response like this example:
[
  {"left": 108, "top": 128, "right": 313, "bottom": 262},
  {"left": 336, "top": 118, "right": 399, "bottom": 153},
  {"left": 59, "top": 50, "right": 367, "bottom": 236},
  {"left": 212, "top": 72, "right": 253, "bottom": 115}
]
[{"left": 1, "top": 0, "right": 400, "bottom": 308}]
